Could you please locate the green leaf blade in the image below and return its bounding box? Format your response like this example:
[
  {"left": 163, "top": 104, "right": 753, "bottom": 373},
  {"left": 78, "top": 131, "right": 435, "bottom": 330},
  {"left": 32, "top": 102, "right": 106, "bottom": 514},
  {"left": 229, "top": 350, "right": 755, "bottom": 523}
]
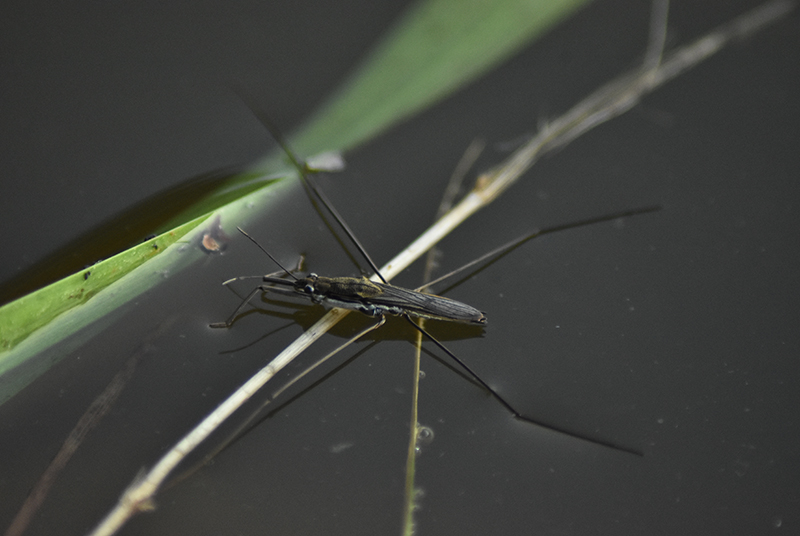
[{"left": 293, "top": 0, "right": 589, "bottom": 156}]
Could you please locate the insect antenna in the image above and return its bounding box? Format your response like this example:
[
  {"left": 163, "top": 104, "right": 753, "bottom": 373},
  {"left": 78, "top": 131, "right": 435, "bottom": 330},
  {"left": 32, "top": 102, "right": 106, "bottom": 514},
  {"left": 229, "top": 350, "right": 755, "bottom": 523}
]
[{"left": 234, "top": 226, "right": 299, "bottom": 281}]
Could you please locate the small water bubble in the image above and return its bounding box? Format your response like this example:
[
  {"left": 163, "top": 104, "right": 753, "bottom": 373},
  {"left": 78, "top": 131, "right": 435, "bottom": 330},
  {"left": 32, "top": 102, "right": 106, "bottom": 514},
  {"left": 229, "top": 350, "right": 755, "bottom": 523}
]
[
  {"left": 415, "top": 425, "right": 435, "bottom": 453},
  {"left": 772, "top": 516, "right": 782, "bottom": 528},
  {"left": 417, "top": 426, "right": 434, "bottom": 443},
  {"left": 418, "top": 370, "right": 426, "bottom": 380}
]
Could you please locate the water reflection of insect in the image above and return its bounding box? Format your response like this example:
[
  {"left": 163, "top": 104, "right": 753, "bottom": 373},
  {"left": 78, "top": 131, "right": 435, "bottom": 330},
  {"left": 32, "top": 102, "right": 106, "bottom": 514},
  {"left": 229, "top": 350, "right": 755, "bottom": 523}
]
[{"left": 210, "top": 119, "right": 657, "bottom": 456}]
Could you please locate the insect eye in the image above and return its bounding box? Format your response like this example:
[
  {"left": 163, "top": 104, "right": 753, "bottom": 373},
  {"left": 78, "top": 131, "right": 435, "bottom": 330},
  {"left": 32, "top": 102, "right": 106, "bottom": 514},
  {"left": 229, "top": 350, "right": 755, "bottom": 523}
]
[{"left": 304, "top": 283, "right": 315, "bottom": 294}]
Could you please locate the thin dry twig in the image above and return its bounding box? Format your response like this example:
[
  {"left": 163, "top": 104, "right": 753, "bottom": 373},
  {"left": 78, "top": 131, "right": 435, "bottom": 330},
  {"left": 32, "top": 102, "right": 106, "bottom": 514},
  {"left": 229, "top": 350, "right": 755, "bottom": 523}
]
[{"left": 4, "top": 318, "right": 176, "bottom": 536}]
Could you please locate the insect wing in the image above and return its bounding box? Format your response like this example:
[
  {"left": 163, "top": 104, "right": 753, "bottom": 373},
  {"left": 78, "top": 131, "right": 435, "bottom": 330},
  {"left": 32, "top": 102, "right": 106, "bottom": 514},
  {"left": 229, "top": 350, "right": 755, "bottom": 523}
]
[{"left": 372, "top": 282, "right": 486, "bottom": 324}]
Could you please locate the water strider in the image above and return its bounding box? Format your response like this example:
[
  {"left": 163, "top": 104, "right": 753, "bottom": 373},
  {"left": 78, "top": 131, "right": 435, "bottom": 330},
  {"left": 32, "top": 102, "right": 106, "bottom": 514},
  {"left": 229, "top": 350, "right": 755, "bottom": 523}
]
[
  {"left": 210, "top": 116, "right": 657, "bottom": 456},
  {"left": 209, "top": 228, "right": 487, "bottom": 329}
]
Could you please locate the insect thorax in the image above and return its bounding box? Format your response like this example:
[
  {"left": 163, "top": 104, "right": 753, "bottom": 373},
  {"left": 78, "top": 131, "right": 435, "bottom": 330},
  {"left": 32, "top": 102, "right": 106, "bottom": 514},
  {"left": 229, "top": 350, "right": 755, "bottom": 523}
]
[{"left": 294, "top": 274, "right": 391, "bottom": 315}]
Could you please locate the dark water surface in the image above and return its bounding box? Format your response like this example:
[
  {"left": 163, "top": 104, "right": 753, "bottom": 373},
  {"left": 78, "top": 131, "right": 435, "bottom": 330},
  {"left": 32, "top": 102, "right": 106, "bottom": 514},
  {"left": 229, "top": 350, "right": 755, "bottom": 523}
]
[{"left": 2, "top": 1, "right": 799, "bottom": 535}]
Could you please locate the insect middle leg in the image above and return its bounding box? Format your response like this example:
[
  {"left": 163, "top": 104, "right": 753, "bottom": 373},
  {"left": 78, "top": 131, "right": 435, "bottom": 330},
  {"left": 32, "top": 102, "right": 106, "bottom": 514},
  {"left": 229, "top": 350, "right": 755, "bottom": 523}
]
[{"left": 209, "top": 285, "right": 280, "bottom": 329}]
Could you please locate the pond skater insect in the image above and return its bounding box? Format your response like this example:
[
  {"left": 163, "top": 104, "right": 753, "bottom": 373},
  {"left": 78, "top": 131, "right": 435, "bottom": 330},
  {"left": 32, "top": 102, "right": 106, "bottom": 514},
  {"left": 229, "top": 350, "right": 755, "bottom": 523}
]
[{"left": 210, "top": 116, "right": 657, "bottom": 456}]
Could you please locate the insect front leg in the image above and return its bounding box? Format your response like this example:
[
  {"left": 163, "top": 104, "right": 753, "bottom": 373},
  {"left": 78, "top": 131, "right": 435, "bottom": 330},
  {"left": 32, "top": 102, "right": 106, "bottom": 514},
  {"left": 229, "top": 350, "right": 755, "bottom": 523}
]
[{"left": 209, "top": 284, "right": 285, "bottom": 329}]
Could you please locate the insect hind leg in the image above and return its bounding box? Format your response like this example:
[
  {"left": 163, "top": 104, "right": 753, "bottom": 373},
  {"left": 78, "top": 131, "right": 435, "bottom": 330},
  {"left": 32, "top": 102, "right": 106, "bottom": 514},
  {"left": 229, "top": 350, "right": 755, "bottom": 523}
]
[{"left": 403, "top": 315, "right": 642, "bottom": 456}]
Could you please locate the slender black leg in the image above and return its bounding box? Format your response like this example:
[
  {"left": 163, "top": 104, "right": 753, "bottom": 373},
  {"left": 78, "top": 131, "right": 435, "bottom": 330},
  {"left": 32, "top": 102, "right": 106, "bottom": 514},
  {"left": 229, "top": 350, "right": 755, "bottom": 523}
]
[{"left": 403, "top": 315, "right": 642, "bottom": 456}]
